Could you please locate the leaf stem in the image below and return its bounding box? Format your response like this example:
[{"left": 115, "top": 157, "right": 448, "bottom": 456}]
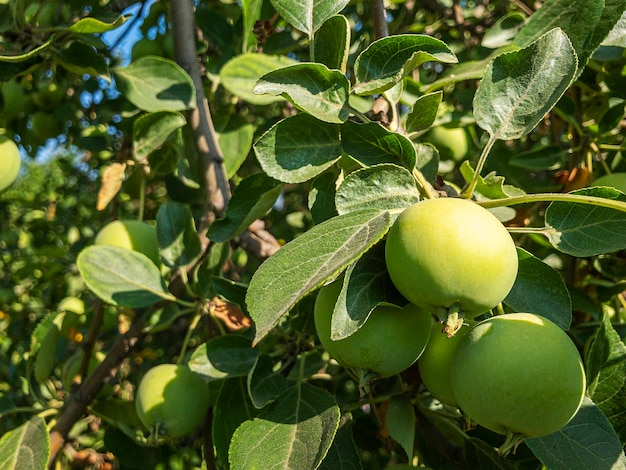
[
  {"left": 412, "top": 168, "right": 437, "bottom": 200},
  {"left": 348, "top": 105, "right": 370, "bottom": 123},
  {"left": 177, "top": 308, "right": 203, "bottom": 365},
  {"left": 461, "top": 134, "right": 496, "bottom": 198},
  {"left": 477, "top": 192, "right": 626, "bottom": 213}
]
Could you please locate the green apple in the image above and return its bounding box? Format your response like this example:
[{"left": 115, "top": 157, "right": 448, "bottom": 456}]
[
  {"left": 385, "top": 198, "right": 518, "bottom": 333},
  {"left": 417, "top": 321, "right": 473, "bottom": 406},
  {"left": 314, "top": 276, "right": 433, "bottom": 378},
  {"left": 135, "top": 364, "right": 210, "bottom": 438},
  {"left": 95, "top": 220, "right": 160, "bottom": 265},
  {"left": 423, "top": 126, "right": 469, "bottom": 161},
  {"left": 0, "top": 135, "right": 21, "bottom": 192},
  {"left": 450, "top": 313, "right": 585, "bottom": 442}
]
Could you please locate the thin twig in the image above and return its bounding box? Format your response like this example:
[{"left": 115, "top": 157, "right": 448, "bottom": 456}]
[{"left": 370, "top": 0, "right": 389, "bottom": 39}]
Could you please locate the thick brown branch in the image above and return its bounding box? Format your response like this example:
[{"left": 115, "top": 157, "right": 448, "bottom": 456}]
[
  {"left": 370, "top": 0, "right": 389, "bottom": 39},
  {"left": 169, "top": 0, "right": 231, "bottom": 228}
]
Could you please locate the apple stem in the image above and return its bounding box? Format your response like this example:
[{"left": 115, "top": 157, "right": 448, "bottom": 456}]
[
  {"left": 177, "top": 309, "right": 203, "bottom": 365},
  {"left": 498, "top": 430, "right": 525, "bottom": 456},
  {"left": 438, "top": 304, "right": 464, "bottom": 337},
  {"left": 461, "top": 134, "right": 497, "bottom": 199}
]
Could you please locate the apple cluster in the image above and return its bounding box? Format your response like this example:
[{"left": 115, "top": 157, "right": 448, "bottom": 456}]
[{"left": 315, "top": 197, "right": 586, "bottom": 445}]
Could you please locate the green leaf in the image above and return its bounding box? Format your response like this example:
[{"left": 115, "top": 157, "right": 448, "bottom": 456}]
[
  {"left": 133, "top": 111, "right": 186, "bottom": 163},
  {"left": 545, "top": 187, "right": 626, "bottom": 257},
  {"left": 242, "top": 0, "right": 264, "bottom": 52},
  {"left": 504, "top": 248, "right": 572, "bottom": 330},
  {"left": 217, "top": 117, "right": 255, "bottom": 178},
  {"left": 0, "top": 40, "right": 52, "bottom": 63},
  {"left": 208, "top": 173, "right": 283, "bottom": 242},
  {"left": 309, "top": 169, "right": 340, "bottom": 224},
  {"left": 314, "top": 15, "right": 351, "bottom": 73},
  {"left": 318, "top": 423, "right": 362, "bottom": 470},
  {"left": 0, "top": 417, "right": 49, "bottom": 470},
  {"left": 55, "top": 41, "right": 109, "bottom": 77},
  {"left": 330, "top": 243, "right": 407, "bottom": 340},
  {"left": 247, "top": 354, "right": 289, "bottom": 409},
  {"left": 156, "top": 201, "right": 202, "bottom": 268},
  {"left": 113, "top": 56, "right": 196, "bottom": 112},
  {"left": 341, "top": 121, "right": 417, "bottom": 170},
  {"left": 414, "top": 143, "right": 439, "bottom": 184},
  {"left": 474, "top": 28, "right": 577, "bottom": 140},
  {"left": 220, "top": 53, "right": 297, "bottom": 105},
  {"left": 31, "top": 312, "right": 62, "bottom": 383},
  {"left": 482, "top": 12, "right": 526, "bottom": 49},
  {"left": 464, "top": 437, "right": 517, "bottom": 469},
  {"left": 586, "top": 312, "right": 626, "bottom": 444},
  {"left": 335, "top": 164, "right": 419, "bottom": 217},
  {"left": 246, "top": 209, "right": 392, "bottom": 344},
  {"left": 189, "top": 335, "right": 259, "bottom": 381},
  {"left": 229, "top": 383, "right": 340, "bottom": 469},
  {"left": 254, "top": 114, "right": 342, "bottom": 183},
  {"left": 526, "top": 397, "right": 626, "bottom": 470},
  {"left": 69, "top": 15, "right": 129, "bottom": 33},
  {"left": 509, "top": 145, "right": 565, "bottom": 171},
  {"left": 353, "top": 34, "right": 457, "bottom": 95},
  {"left": 460, "top": 161, "right": 526, "bottom": 199},
  {"left": 386, "top": 396, "right": 415, "bottom": 459},
  {"left": 405, "top": 91, "right": 443, "bottom": 133},
  {"left": 269, "top": 0, "right": 350, "bottom": 37},
  {"left": 214, "top": 378, "right": 259, "bottom": 469},
  {"left": 77, "top": 245, "right": 175, "bottom": 307},
  {"left": 254, "top": 63, "right": 350, "bottom": 123}
]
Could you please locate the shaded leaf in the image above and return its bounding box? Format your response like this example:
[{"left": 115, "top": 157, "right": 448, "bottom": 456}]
[
  {"left": 504, "top": 248, "right": 572, "bottom": 330},
  {"left": 314, "top": 15, "right": 351, "bottom": 73},
  {"left": 526, "top": 397, "right": 626, "bottom": 470},
  {"left": 133, "top": 111, "right": 186, "bottom": 163},
  {"left": 386, "top": 396, "right": 415, "bottom": 459},
  {"left": 318, "top": 422, "right": 362, "bottom": 470},
  {"left": 586, "top": 312, "right": 626, "bottom": 445},
  {"left": 189, "top": 335, "right": 259, "bottom": 381},
  {"left": 247, "top": 354, "right": 289, "bottom": 409},
  {"left": 474, "top": 28, "right": 577, "bottom": 140},
  {"left": 156, "top": 202, "right": 202, "bottom": 268},
  {"left": 229, "top": 383, "right": 340, "bottom": 469},
  {"left": 309, "top": 169, "right": 340, "bottom": 224},
  {"left": 254, "top": 114, "right": 342, "bottom": 183},
  {"left": 331, "top": 243, "right": 407, "bottom": 340},
  {"left": 208, "top": 173, "right": 283, "bottom": 242},
  {"left": 113, "top": 57, "right": 195, "bottom": 112},
  {"left": 220, "top": 53, "right": 297, "bottom": 105},
  {"left": 341, "top": 121, "right": 417, "bottom": 170},
  {"left": 405, "top": 91, "right": 443, "bottom": 133},
  {"left": 246, "top": 210, "right": 392, "bottom": 344},
  {"left": 77, "top": 245, "right": 175, "bottom": 307}
]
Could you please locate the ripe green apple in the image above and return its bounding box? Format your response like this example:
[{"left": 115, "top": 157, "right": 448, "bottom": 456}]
[
  {"left": 135, "top": 364, "right": 210, "bottom": 438},
  {"left": 314, "top": 276, "right": 433, "bottom": 378},
  {"left": 592, "top": 173, "right": 626, "bottom": 194},
  {"left": 95, "top": 220, "right": 160, "bottom": 265},
  {"left": 417, "top": 321, "right": 473, "bottom": 406},
  {"left": 385, "top": 198, "right": 518, "bottom": 332},
  {"left": 450, "top": 313, "right": 586, "bottom": 440},
  {"left": 0, "top": 135, "right": 21, "bottom": 192},
  {"left": 423, "top": 126, "right": 469, "bottom": 162}
]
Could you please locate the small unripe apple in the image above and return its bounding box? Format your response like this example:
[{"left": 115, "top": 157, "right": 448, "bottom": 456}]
[
  {"left": 135, "top": 364, "right": 210, "bottom": 438},
  {"left": 95, "top": 220, "right": 160, "bottom": 265},
  {"left": 423, "top": 126, "right": 469, "bottom": 161},
  {"left": 0, "top": 135, "right": 21, "bottom": 192}
]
